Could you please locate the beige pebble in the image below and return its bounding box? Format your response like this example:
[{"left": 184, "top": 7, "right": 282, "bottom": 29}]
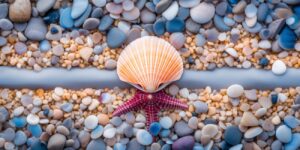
[
  {"left": 98, "top": 113, "right": 110, "bottom": 125},
  {"left": 272, "top": 115, "right": 281, "bottom": 125},
  {"left": 240, "top": 112, "right": 259, "bottom": 127}
]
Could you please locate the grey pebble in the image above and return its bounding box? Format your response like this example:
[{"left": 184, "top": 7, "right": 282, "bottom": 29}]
[
  {"left": 1, "top": 128, "right": 15, "bottom": 141},
  {"left": 60, "top": 103, "right": 73, "bottom": 113},
  {"left": 21, "top": 95, "right": 33, "bottom": 106},
  {"left": 145, "top": 2, "right": 155, "bottom": 12},
  {"left": 25, "top": 17, "right": 47, "bottom": 41},
  {"left": 155, "top": 0, "right": 172, "bottom": 14},
  {"left": 14, "top": 23, "right": 27, "bottom": 32},
  {"left": 141, "top": 9, "right": 156, "bottom": 23},
  {"left": 91, "top": 8, "right": 103, "bottom": 18},
  {"left": 107, "top": 28, "right": 126, "bottom": 48},
  {"left": 14, "top": 131, "right": 27, "bottom": 146},
  {"left": 0, "top": 18, "right": 13, "bottom": 30},
  {"left": 15, "top": 42, "right": 27, "bottom": 55},
  {"left": 216, "top": 2, "right": 228, "bottom": 16},
  {"left": 136, "top": 0, "right": 147, "bottom": 10},
  {"left": 178, "top": 0, "right": 200, "bottom": 8},
  {"left": 174, "top": 121, "right": 194, "bottom": 137},
  {"left": 126, "top": 27, "right": 141, "bottom": 44},
  {"left": 0, "top": 3, "right": 8, "bottom": 19},
  {"left": 110, "top": 116, "right": 123, "bottom": 127},
  {"left": 206, "top": 28, "right": 219, "bottom": 42},
  {"left": 83, "top": 18, "right": 100, "bottom": 30},
  {"left": 56, "top": 125, "right": 70, "bottom": 136},
  {"left": 242, "top": 22, "right": 262, "bottom": 33},
  {"left": 0, "top": 107, "right": 8, "bottom": 123},
  {"left": 78, "top": 130, "right": 91, "bottom": 147},
  {"left": 98, "top": 15, "right": 114, "bottom": 31},
  {"left": 0, "top": 36, "right": 7, "bottom": 46},
  {"left": 93, "top": 45, "right": 104, "bottom": 55},
  {"left": 127, "top": 139, "right": 145, "bottom": 150},
  {"left": 185, "top": 18, "right": 200, "bottom": 33},
  {"left": 36, "top": 0, "right": 56, "bottom": 14},
  {"left": 47, "top": 134, "right": 66, "bottom": 150},
  {"left": 268, "top": 18, "right": 285, "bottom": 39},
  {"left": 87, "top": 139, "right": 106, "bottom": 150},
  {"left": 177, "top": 7, "right": 190, "bottom": 20},
  {"left": 194, "top": 101, "right": 208, "bottom": 113},
  {"left": 195, "top": 34, "right": 206, "bottom": 47}
]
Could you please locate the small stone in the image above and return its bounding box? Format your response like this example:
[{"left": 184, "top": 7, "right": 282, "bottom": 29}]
[
  {"left": 24, "top": 18, "right": 47, "bottom": 41},
  {"left": 84, "top": 115, "right": 98, "bottom": 130},
  {"left": 172, "top": 136, "right": 195, "bottom": 150},
  {"left": 276, "top": 125, "right": 292, "bottom": 143},
  {"left": 0, "top": 19, "right": 13, "bottom": 30},
  {"left": 159, "top": 116, "right": 173, "bottom": 129},
  {"left": 195, "top": 34, "right": 206, "bottom": 46},
  {"left": 162, "top": 1, "right": 179, "bottom": 21},
  {"left": 27, "top": 114, "right": 40, "bottom": 125},
  {"left": 52, "top": 44, "right": 64, "bottom": 56},
  {"left": 224, "top": 126, "right": 242, "bottom": 145},
  {"left": 123, "top": 0, "right": 134, "bottom": 11},
  {"left": 46, "top": 24, "right": 62, "bottom": 41},
  {"left": 202, "top": 124, "right": 218, "bottom": 138},
  {"left": 13, "top": 106, "right": 24, "bottom": 116},
  {"left": 255, "top": 108, "right": 267, "bottom": 117},
  {"left": 98, "top": 15, "right": 114, "bottom": 31},
  {"left": 284, "top": 115, "right": 300, "bottom": 129},
  {"left": 165, "top": 18, "right": 184, "bottom": 33},
  {"left": 240, "top": 112, "right": 259, "bottom": 127},
  {"left": 244, "top": 127, "right": 263, "bottom": 139},
  {"left": 179, "top": 88, "right": 189, "bottom": 98},
  {"left": 13, "top": 131, "right": 27, "bottom": 146},
  {"left": 225, "top": 48, "right": 238, "bottom": 58},
  {"left": 60, "top": 103, "right": 73, "bottom": 112},
  {"left": 188, "top": 117, "right": 198, "bottom": 129},
  {"left": 258, "top": 97, "right": 272, "bottom": 109},
  {"left": 0, "top": 3, "right": 8, "bottom": 19},
  {"left": 110, "top": 116, "right": 122, "bottom": 127},
  {"left": 258, "top": 40, "right": 271, "bottom": 49},
  {"left": 53, "top": 109, "right": 63, "bottom": 120},
  {"left": 1, "top": 128, "right": 15, "bottom": 141},
  {"left": 92, "top": 0, "right": 106, "bottom": 7},
  {"left": 9, "top": 0, "right": 31, "bottom": 22},
  {"left": 169, "top": 32, "right": 185, "bottom": 49},
  {"left": 103, "top": 128, "right": 116, "bottom": 138},
  {"left": 155, "top": 0, "right": 172, "bottom": 14},
  {"left": 106, "top": 2, "right": 123, "bottom": 15},
  {"left": 227, "top": 84, "right": 244, "bottom": 98},
  {"left": 79, "top": 47, "right": 93, "bottom": 61},
  {"left": 39, "top": 40, "right": 51, "bottom": 52},
  {"left": 78, "top": 131, "right": 90, "bottom": 147},
  {"left": 271, "top": 140, "right": 282, "bottom": 150},
  {"left": 174, "top": 121, "right": 194, "bottom": 137},
  {"left": 262, "top": 119, "right": 275, "bottom": 131},
  {"left": 232, "top": 1, "right": 246, "bottom": 13},
  {"left": 122, "top": 7, "right": 140, "bottom": 21},
  {"left": 185, "top": 18, "right": 200, "bottom": 33},
  {"left": 27, "top": 124, "right": 42, "bottom": 137},
  {"left": 190, "top": 2, "right": 215, "bottom": 24},
  {"left": 193, "top": 101, "right": 208, "bottom": 113},
  {"left": 71, "top": 0, "right": 89, "bottom": 19},
  {"left": 272, "top": 60, "right": 286, "bottom": 75},
  {"left": 216, "top": 2, "right": 228, "bottom": 16},
  {"left": 136, "top": 130, "right": 153, "bottom": 145},
  {"left": 179, "top": 0, "right": 200, "bottom": 8},
  {"left": 140, "top": 9, "right": 156, "bottom": 23},
  {"left": 36, "top": 0, "right": 56, "bottom": 14},
  {"left": 168, "top": 84, "right": 179, "bottom": 96},
  {"left": 56, "top": 126, "right": 70, "bottom": 136},
  {"left": 98, "top": 114, "right": 109, "bottom": 125},
  {"left": 59, "top": 7, "right": 74, "bottom": 29},
  {"left": 91, "top": 125, "right": 104, "bottom": 139},
  {"left": 107, "top": 28, "right": 126, "bottom": 48},
  {"left": 245, "top": 4, "right": 257, "bottom": 18},
  {"left": 87, "top": 139, "right": 106, "bottom": 150},
  {"left": 47, "top": 134, "right": 66, "bottom": 150},
  {"left": 14, "top": 42, "right": 27, "bottom": 55},
  {"left": 127, "top": 139, "right": 145, "bottom": 150},
  {"left": 149, "top": 122, "right": 161, "bottom": 136},
  {"left": 244, "top": 89, "right": 257, "bottom": 100}
]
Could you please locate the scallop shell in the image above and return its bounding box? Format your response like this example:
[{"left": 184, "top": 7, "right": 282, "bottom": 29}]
[{"left": 117, "top": 36, "right": 183, "bottom": 93}]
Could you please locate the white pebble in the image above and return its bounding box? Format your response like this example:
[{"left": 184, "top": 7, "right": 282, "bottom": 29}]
[
  {"left": 26, "top": 114, "right": 40, "bottom": 125},
  {"left": 84, "top": 115, "right": 98, "bottom": 130},
  {"left": 225, "top": 48, "right": 238, "bottom": 58},
  {"left": 272, "top": 60, "right": 286, "bottom": 75},
  {"left": 159, "top": 117, "right": 173, "bottom": 129},
  {"left": 295, "top": 42, "right": 300, "bottom": 51},
  {"left": 258, "top": 40, "right": 271, "bottom": 49},
  {"left": 103, "top": 128, "right": 116, "bottom": 138},
  {"left": 188, "top": 93, "right": 198, "bottom": 101},
  {"left": 227, "top": 84, "right": 244, "bottom": 98},
  {"left": 179, "top": 88, "right": 189, "bottom": 98},
  {"left": 82, "top": 97, "right": 92, "bottom": 105},
  {"left": 162, "top": 1, "right": 179, "bottom": 21},
  {"left": 54, "top": 87, "right": 64, "bottom": 96},
  {"left": 218, "top": 33, "right": 227, "bottom": 41}
]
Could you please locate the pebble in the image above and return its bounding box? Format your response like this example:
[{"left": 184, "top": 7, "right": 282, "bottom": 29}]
[
  {"left": 13, "top": 106, "right": 24, "bottom": 116},
  {"left": 103, "top": 128, "right": 116, "bottom": 138},
  {"left": 74, "top": 4, "right": 92, "bottom": 27},
  {"left": 123, "top": 0, "right": 134, "bottom": 11},
  {"left": 60, "top": 7, "right": 74, "bottom": 29},
  {"left": 39, "top": 40, "right": 51, "bottom": 52},
  {"left": 190, "top": 2, "right": 215, "bottom": 24},
  {"left": 79, "top": 47, "right": 93, "bottom": 61},
  {"left": 0, "top": 19, "right": 13, "bottom": 30},
  {"left": 0, "top": 3, "right": 8, "bottom": 19},
  {"left": 233, "top": 1, "right": 246, "bottom": 13},
  {"left": 47, "top": 134, "right": 66, "bottom": 150},
  {"left": 195, "top": 34, "right": 206, "bottom": 46},
  {"left": 278, "top": 26, "right": 297, "bottom": 50},
  {"left": 12, "top": 117, "right": 27, "bottom": 128},
  {"left": 14, "top": 42, "right": 27, "bottom": 55},
  {"left": 78, "top": 130, "right": 90, "bottom": 147},
  {"left": 276, "top": 125, "right": 292, "bottom": 143},
  {"left": 110, "top": 116, "right": 122, "bottom": 127},
  {"left": 186, "top": 18, "right": 200, "bottom": 33},
  {"left": 26, "top": 114, "right": 40, "bottom": 125},
  {"left": 258, "top": 40, "right": 271, "bottom": 49},
  {"left": 98, "top": 114, "right": 109, "bottom": 125},
  {"left": 245, "top": 4, "right": 257, "bottom": 18},
  {"left": 224, "top": 126, "right": 242, "bottom": 145},
  {"left": 60, "top": 103, "right": 73, "bottom": 112},
  {"left": 169, "top": 32, "right": 185, "bottom": 49},
  {"left": 36, "top": 0, "right": 56, "bottom": 14},
  {"left": 0, "top": 36, "right": 7, "bottom": 46},
  {"left": 107, "top": 28, "right": 126, "bottom": 48},
  {"left": 52, "top": 44, "right": 64, "bottom": 56},
  {"left": 255, "top": 108, "right": 267, "bottom": 117},
  {"left": 285, "top": 133, "right": 300, "bottom": 150},
  {"left": 177, "top": 7, "right": 189, "bottom": 20},
  {"left": 153, "top": 18, "right": 166, "bottom": 36},
  {"left": 106, "top": 3, "right": 123, "bottom": 15},
  {"left": 284, "top": 115, "right": 300, "bottom": 128},
  {"left": 159, "top": 116, "right": 173, "bottom": 129},
  {"left": 84, "top": 115, "right": 98, "bottom": 130},
  {"left": 188, "top": 117, "right": 198, "bottom": 129},
  {"left": 140, "top": 9, "right": 156, "bottom": 23},
  {"left": 165, "top": 18, "right": 184, "bottom": 33},
  {"left": 155, "top": 0, "right": 172, "bottom": 14},
  {"left": 25, "top": 18, "right": 47, "bottom": 41},
  {"left": 258, "top": 96, "right": 272, "bottom": 109},
  {"left": 202, "top": 124, "right": 218, "bottom": 138},
  {"left": 244, "top": 127, "right": 263, "bottom": 139},
  {"left": 174, "top": 121, "right": 194, "bottom": 137},
  {"left": 136, "top": 130, "right": 153, "bottom": 145},
  {"left": 262, "top": 119, "right": 275, "bottom": 131},
  {"left": 27, "top": 124, "right": 42, "bottom": 137},
  {"left": 179, "top": 0, "right": 200, "bottom": 8},
  {"left": 1, "top": 128, "right": 15, "bottom": 141},
  {"left": 172, "top": 136, "right": 195, "bottom": 150},
  {"left": 92, "top": 0, "right": 106, "bottom": 7},
  {"left": 14, "top": 131, "right": 27, "bottom": 146},
  {"left": 193, "top": 101, "right": 208, "bottom": 113},
  {"left": 240, "top": 112, "right": 259, "bottom": 127},
  {"left": 87, "top": 139, "right": 106, "bottom": 150},
  {"left": 227, "top": 84, "right": 244, "bottom": 98},
  {"left": 244, "top": 89, "right": 257, "bottom": 100},
  {"left": 272, "top": 60, "right": 286, "bottom": 75},
  {"left": 162, "top": 1, "right": 179, "bottom": 21},
  {"left": 9, "top": 0, "right": 31, "bottom": 22},
  {"left": 91, "top": 125, "right": 104, "bottom": 139},
  {"left": 257, "top": 3, "right": 269, "bottom": 22},
  {"left": 122, "top": 7, "right": 140, "bottom": 21},
  {"left": 216, "top": 2, "right": 228, "bottom": 16},
  {"left": 71, "top": 0, "right": 89, "bottom": 19},
  {"left": 271, "top": 140, "right": 282, "bottom": 150},
  {"left": 127, "top": 139, "right": 145, "bottom": 150},
  {"left": 225, "top": 48, "right": 238, "bottom": 58}
]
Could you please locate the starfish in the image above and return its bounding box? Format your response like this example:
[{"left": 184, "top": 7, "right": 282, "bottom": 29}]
[{"left": 113, "top": 90, "right": 188, "bottom": 128}]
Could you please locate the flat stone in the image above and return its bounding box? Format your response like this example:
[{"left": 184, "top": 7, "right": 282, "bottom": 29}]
[
  {"left": 103, "top": 128, "right": 116, "bottom": 138},
  {"left": 162, "top": 1, "right": 179, "bottom": 21},
  {"left": 24, "top": 18, "right": 47, "bottom": 41},
  {"left": 155, "top": 0, "right": 172, "bottom": 14},
  {"left": 87, "top": 139, "right": 106, "bottom": 150},
  {"left": 272, "top": 60, "right": 286, "bottom": 75},
  {"left": 179, "top": 0, "right": 200, "bottom": 8},
  {"left": 136, "top": 130, "right": 153, "bottom": 145},
  {"left": 240, "top": 112, "right": 259, "bottom": 127},
  {"left": 36, "top": 0, "right": 56, "bottom": 14},
  {"left": 174, "top": 121, "right": 194, "bottom": 137},
  {"left": 276, "top": 125, "right": 292, "bottom": 143},
  {"left": 227, "top": 84, "right": 244, "bottom": 98},
  {"left": 107, "top": 28, "right": 126, "bottom": 48},
  {"left": 190, "top": 2, "right": 215, "bottom": 24},
  {"left": 244, "top": 127, "right": 263, "bottom": 139},
  {"left": 71, "top": 0, "right": 89, "bottom": 19},
  {"left": 79, "top": 47, "right": 93, "bottom": 61},
  {"left": 47, "top": 134, "right": 66, "bottom": 150},
  {"left": 0, "top": 19, "right": 13, "bottom": 30},
  {"left": 14, "top": 131, "right": 27, "bottom": 146},
  {"left": 122, "top": 7, "right": 140, "bottom": 21},
  {"left": 224, "top": 126, "right": 242, "bottom": 145},
  {"left": 172, "top": 136, "right": 195, "bottom": 150},
  {"left": 258, "top": 96, "right": 272, "bottom": 109},
  {"left": 0, "top": 3, "right": 8, "bottom": 19},
  {"left": 98, "top": 15, "right": 114, "bottom": 31}
]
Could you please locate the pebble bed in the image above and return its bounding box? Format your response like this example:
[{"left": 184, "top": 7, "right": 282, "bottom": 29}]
[
  {"left": 1, "top": 85, "right": 300, "bottom": 150},
  {"left": 0, "top": 0, "right": 299, "bottom": 72},
  {"left": 1, "top": 0, "right": 300, "bottom": 150}
]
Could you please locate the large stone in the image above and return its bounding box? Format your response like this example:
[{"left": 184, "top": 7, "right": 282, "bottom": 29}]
[{"left": 9, "top": 0, "right": 31, "bottom": 22}]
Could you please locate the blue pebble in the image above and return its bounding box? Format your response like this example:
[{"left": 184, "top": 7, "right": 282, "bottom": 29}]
[
  {"left": 159, "top": 129, "right": 170, "bottom": 138},
  {"left": 149, "top": 122, "right": 161, "bottom": 136},
  {"left": 59, "top": 7, "right": 74, "bottom": 29},
  {"left": 114, "top": 143, "right": 126, "bottom": 150},
  {"left": 259, "top": 28, "right": 271, "bottom": 40},
  {"left": 257, "top": 3, "right": 269, "bottom": 22},
  {"left": 50, "top": 26, "right": 59, "bottom": 34},
  {"left": 60, "top": 102, "right": 73, "bottom": 113},
  {"left": 259, "top": 57, "right": 269, "bottom": 67},
  {"left": 177, "top": 7, "right": 189, "bottom": 20},
  {"left": 286, "top": 15, "right": 300, "bottom": 30},
  {"left": 12, "top": 117, "right": 27, "bottom": 128},
  {"left": 74, "top": 4, "right": 92, "bottom": 27},
  {"left": 93, "top": 45, "right": 104, "bottom": 55},
  {"left": 195, "top": 34, "right": 206, "bottom": 47},
  {"left": 27, "top": 124, "right": 42, "bottom": 137},
  {"left": 294, "top": 6, "right": 300, "bottom": 18},
  {"left": 71, "top": 0, "right": 89, "bottom": 19},
  {"left": 228, "top": 0, "right": 238, "bottom": 5},
  {"left": 91, "top": 125, "right": 104, "bottom": 138},
  {"left": 284, "top": 115, "right": 300, "bottom": 129},
  {"left": 271, "top": 94, "right": 278, "bottom": 104},
  {"left": 153, "top": 18, "right": 166, "bottom": 36},
  {"left": 31, "top": 140, "right": 47, "bottom": 150},
  {"left": 242, "top": 22, "right": 262, "bottom": 33},
  {"left": 26, "top": 137, "right": 39, "bottom": 147},
  {"left": 161, "top": 144, "right": 171, "bottom": 150},
  {"left": 193, "top": 145, "right": 204, "bottom": 150},
  {"left": 214, "top": 15, "right": 230, "bottom": 32},
  {"left": 166, "top": 18, "right": 184, "bottom": 33},
  {"left": 107, "top": 28, "right": 127, "bottom": 48},
  {"left": 14, "top": 131, "right": 27, "bottom": 146},
  {"left": 98, "top": 15, "right": 114, "bottom": 31},
  {"left": 188, "top": 56, "right": 195, "bottom": 64},
  {"left": 91, "top": 7, "right": 103, "bottom": 18},
  {"left": 223, "top": 16, "right": 235, "bottom": 26},
  {"left": 43, "top": 108, "right": 49, "bottom": 116},
  {"left": 43, "top": 10, "right": 60, "bottom": 24},
  {"left": 39, "top": 40, "right": 51, "bottom": 52},
  {"left": 285, "top": 133, "right": 300, "bottom": 150},
  {"left": 278, "top": 26, "right": 297, "bottom": 50}
]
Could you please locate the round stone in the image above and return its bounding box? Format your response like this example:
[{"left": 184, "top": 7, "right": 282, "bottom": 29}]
[
  {"left": 276, "top": 125, "right": 292, "bottom": 143},
  {"left": 272, "top": 60, "right": 286, "bottom": 75},
  {"left": 159, "top": 116, "right": 173, "bottom": 129},
  {"left": 92, "top": 0, "right": 106, "bottom": 7},
  {"left": 172, "top": 136, "right": 195, "bottom": 150},
  {"left": 47, "top": 134, "right": 66, "bottom": 150},
  {"left": 162, "top": 1, "right": 179, "bottom": 21},
  {"left": 110, "top": 116, "right": 122, "bottom": 127},
  {"left": 56, "top": 125, "right": 70, "bottom": 136},
  {"left": 244, "top": 127, "right": 263, "bottom": 139},
  {"left": 107, "top": 28, "right": 126, "bottom": 48},
  {"left": 140, "top": 9, "right": 156, "bottom": 23},
  {"left": 83, "top": 18, "right": 100, "bottom": 30},
  {"left": 84, "top": 115, "right": 98, "bottom": 130},
  {"left": 190, "top": 2, "right": 215, "bottom": 24},
  {"left": 227, "top": 84, "right": 244, "bottom": 98},
  {"left": 284, "top": 115, "right": 300, "bottom": 129},
  {"left": 105, "top": 59, "right": 117, "bottom": 70},
  {"left": 136, "top": 130, "right": 153, "bottom": 145},
  {"left": 98, "top": 114, "right": 109, "bottom": 125},
  {"left": 245, "top": 4, "right": 257, "bottom": 18},
  {"left": 193, "top": 101, "right": 208, "bottom": 113},
  {"left": 13, "top": 106, "right": 24, "bottom": 116},
  {"left": 87, "top": 139, "right": 106, "bottom": 150},
  {"left": 169, "top": 32, "right": 185, "bottom": 49},
  {"left": 14, "top": 42, "right": 27, "bottom": 55},
  {"left": 0, "top": 18, "right": 13, "bottom": 30},
  {"left": 24, "top": 18, "right": 47, "bottom": 41},
  {"left": 149, "top": 122, "right": 161, "bottom": 136},
  {"left": 9, "top": 0, "right": 31, "bottom": 22},
  {"left": 103, "top": 128, "right": 116, "bottom": 138},
  {"left": 14, "top": 131, "right": 27, "bottom": 146},
  {"left": 225, "top": 48, "right": 238, "bottom": 58},
  {"left": 26, "top": 114, "right": 40, "bottom": 125},
  {"left": 174, "top": 121, "right": 194, "bottom": 137},
  {"left": 91, "top": 125, "right": 104, "bottom": 139},
  {"left": 224, "top": 126, "right": 242, "bottom": 145},
  {"left": 122, "top": 7, "right": 140, "bottom": 21},
  {"left": 52, "top": 44, "right": 64, "bottom": 56},
  {"left": 39, "top": 40, "right": 51, "bottom": 52},
  {"left": 202, "top": 124, "right": 218, "bottom": 138}
]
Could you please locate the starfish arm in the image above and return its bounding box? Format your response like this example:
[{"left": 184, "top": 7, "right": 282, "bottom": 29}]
[
  {"left": 113, "top": 93, "right": 145, "bottom": 116},
  {"left": 155, "top": 91, "right": 188, "bottom": 110},
  {"left": 144, "top": 104, "right": 160, "bottom": 129}
]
